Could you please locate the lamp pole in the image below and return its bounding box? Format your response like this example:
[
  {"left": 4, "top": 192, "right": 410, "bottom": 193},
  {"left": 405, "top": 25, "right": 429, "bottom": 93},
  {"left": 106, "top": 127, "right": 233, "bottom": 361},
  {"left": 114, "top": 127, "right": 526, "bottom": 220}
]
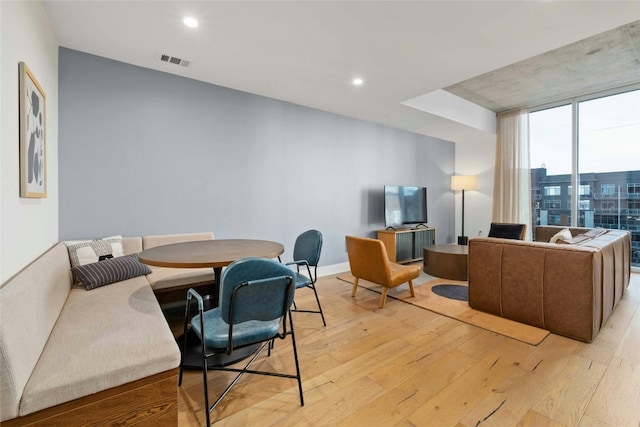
[
  {"left": 458, "top": 189, "right": 467, "bottom": 245},
  {"left": 451, "top": 175, "right": 477, "bottom": 246}
]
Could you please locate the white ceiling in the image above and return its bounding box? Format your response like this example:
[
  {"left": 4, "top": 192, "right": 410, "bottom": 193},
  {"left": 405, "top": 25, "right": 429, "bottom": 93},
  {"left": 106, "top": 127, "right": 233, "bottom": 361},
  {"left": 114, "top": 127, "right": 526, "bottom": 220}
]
[{"left": 43, "top": 1, "right": 640, "bottom": 145}]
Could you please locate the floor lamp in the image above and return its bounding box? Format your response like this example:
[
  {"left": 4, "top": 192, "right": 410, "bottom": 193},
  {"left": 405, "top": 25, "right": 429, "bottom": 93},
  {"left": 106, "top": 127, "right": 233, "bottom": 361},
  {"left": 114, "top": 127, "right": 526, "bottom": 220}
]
[{"left": 451, "top": 175, "right": 477, "bottom": 245}]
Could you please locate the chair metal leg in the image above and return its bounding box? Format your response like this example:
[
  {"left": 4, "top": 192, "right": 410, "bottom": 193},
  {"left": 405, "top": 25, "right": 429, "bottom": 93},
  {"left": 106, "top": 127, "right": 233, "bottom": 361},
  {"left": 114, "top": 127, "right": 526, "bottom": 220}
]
[
  {"left": 208, "top": 342, "right": 269, "bottom": 412},
  {"left": 202, "top": 338, "right": 211, "bottom": 427},
  {"left": 309, "top": 284, "right": 326, "bottom": 326},
  {"left": 179, "top": 300, "right": 193, "bottom": 386},
  {"left": 288, "top": 312, "right": 304, "bottom": 406}
]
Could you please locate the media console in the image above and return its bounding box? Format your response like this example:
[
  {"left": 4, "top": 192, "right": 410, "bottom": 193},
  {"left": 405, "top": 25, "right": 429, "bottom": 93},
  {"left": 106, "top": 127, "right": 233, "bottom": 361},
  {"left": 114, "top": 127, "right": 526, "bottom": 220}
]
[{"left": 377, "top": 227, "right": 435, "bottom": 264}]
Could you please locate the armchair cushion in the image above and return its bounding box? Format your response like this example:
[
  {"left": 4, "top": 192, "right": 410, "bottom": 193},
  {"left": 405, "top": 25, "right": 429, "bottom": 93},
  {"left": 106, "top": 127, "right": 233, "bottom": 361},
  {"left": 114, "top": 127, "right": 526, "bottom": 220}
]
[{"left": 388, "top": 262, "right": 421, "bottom": 286}]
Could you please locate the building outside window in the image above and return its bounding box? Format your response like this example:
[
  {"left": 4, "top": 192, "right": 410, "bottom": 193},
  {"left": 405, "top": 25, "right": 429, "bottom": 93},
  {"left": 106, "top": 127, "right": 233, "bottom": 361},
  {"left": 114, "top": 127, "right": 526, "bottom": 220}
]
[
  {"left": 601, "top": 183, "right": 615, "bottom": 195},
  {"left": 530, "top": 87, "right": 640, "bottom": 267},
  {"left": 543, "top": 200, "right": 561, "bottom": 209},
  {"left": 544, "top": 186, "right": 561, "bottom": 196},
  {"left": 568, "top": 185, "right": 591, "bottom": 196}
]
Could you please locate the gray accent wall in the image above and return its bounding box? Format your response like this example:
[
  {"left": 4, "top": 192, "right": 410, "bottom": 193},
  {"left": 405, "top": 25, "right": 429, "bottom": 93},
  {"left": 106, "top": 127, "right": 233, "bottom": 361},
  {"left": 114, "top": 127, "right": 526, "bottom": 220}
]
[{"left": 59, "top": 48, "right": 454, "bottom": 266}]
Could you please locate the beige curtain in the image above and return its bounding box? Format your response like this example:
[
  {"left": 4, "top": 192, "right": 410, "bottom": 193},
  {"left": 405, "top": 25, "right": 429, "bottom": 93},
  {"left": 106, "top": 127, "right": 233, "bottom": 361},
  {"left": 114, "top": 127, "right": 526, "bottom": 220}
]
[{"left": 493, "top": 108, "right": 531, "bottom": 239}]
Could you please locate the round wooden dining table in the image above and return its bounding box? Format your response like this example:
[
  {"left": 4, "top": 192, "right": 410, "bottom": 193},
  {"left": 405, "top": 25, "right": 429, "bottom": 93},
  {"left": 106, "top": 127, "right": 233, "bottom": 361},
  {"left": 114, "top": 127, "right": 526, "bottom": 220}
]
[
  {"left": 138, "top": 239, "right": 285, "bottom": 369},
  {"left": 139, "top": 239, "right": 284, "bottom": 293}
]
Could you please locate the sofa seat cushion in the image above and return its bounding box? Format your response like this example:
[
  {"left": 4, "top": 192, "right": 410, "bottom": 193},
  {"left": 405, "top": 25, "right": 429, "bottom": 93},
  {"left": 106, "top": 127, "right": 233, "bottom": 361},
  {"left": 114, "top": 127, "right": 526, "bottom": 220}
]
[
  {"left": 146, "top": 266, "right": 214, "bottom": 291},
  {"left": 18, "top": 277, "right": 180, "bottom": 416}
]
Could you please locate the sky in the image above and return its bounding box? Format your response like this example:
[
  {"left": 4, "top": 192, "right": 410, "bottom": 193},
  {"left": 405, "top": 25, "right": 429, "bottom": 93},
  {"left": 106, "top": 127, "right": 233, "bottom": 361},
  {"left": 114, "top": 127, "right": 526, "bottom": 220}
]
[{"left": 529, "top": 89, "right": 640, "bottom": 176}]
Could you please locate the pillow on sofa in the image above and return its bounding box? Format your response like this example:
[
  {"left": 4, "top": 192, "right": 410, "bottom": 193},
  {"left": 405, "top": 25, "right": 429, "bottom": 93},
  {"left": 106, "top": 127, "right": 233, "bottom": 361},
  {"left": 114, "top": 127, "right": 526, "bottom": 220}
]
[
  {"left": 64, "top": 235, "right": 124, "bottom": 268},
  {"left": 581, "top": 227, "right": 608, "bottom": 239},
  {"left": 71, "top": 254, "right": 151, "bottom": 290},
  {"left": 549, "top": 228, "right": 572, "bottom": 244}
]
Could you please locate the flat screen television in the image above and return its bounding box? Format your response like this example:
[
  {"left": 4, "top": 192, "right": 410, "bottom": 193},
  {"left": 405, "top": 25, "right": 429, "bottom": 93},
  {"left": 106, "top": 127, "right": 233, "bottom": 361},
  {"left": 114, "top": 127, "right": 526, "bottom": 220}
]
[{"left": 384, "top": 185, "right": 428, "bottom": 229}]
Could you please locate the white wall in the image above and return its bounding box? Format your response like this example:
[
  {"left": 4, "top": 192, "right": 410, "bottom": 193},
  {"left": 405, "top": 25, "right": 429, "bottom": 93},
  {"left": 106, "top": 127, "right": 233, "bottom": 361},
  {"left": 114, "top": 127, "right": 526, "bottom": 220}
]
[
  {"left": 453, "top": 134, "right": 496, "bottom": 241},
  {"left": 0, "top": 1, "right": 58, "bottom": 282}
]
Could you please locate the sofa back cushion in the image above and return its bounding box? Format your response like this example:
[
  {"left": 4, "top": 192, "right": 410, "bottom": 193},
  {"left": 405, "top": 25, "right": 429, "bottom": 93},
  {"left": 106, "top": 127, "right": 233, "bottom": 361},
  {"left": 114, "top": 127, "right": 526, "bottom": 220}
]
[{"left": 0, "top": 244, "right": 72, "bottom": 421}]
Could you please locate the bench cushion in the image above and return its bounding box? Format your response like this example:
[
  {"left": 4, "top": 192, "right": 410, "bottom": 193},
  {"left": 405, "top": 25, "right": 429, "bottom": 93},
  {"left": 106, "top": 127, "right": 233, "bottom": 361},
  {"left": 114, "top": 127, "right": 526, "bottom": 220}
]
[
  {"left": 122, "top": 236, "right": 143, "bottom": 255},
  {"left": 19, "top": 276, "right": 180, "bottom": 416},
  {"left": 0, "top": 244, "right": 71, "bottom": 422},
  {"left": 142, "top": 232, "right": 214, "bottom": 250},
  {"left": 142, "top": 232, "right": 215, "bottom": 292},
  {"left": 147, "top": 266, "right": 214, "bottom": 291}
]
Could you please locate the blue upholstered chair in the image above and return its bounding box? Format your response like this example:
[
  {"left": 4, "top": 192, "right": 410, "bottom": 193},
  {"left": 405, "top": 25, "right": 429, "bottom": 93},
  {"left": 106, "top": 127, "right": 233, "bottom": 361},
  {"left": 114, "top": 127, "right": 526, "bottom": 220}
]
[
  {"left": 286, "top": 230, "right": 326, "bottom": 326},
  {"left": 178, "top": 258, "right": 304, "bottom": 427}
]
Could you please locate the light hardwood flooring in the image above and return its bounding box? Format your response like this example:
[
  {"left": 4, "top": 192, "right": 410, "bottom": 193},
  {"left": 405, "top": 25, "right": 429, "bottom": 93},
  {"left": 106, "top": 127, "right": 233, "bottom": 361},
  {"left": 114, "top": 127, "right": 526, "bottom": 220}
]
[{"left": 168, "top": 272, "right": 640, "bottom": 426}]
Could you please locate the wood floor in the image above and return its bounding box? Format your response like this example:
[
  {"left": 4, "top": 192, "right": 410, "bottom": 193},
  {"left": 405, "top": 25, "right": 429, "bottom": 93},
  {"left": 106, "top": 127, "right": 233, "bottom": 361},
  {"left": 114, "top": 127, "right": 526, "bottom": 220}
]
[{"left": 169, "top": 272, "right": 640, "bottom": 426}]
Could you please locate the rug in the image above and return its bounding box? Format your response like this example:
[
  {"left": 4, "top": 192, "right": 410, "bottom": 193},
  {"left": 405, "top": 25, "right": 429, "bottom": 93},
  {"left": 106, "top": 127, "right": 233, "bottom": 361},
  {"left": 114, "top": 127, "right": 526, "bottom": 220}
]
[
  {"left": 337, "top": 273, "right": 550, "bottom": 346},
  {"left": 431, "top": 284, "right": 468, "bottom": 301}
]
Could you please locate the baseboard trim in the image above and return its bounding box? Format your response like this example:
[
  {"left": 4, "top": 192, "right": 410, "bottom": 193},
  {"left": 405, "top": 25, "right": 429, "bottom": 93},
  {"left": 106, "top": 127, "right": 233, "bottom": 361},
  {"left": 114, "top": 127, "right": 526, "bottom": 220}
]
[{"left": 317, "top": 262, "right": 350, "bottom": 278}]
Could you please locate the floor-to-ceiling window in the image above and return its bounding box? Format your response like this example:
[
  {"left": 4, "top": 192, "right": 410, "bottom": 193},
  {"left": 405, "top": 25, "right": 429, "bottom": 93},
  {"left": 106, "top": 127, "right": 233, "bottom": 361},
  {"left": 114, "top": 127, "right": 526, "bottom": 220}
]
[
  {"left": 529, "top": 86, "right": 640, "bottom": 268},
  {"left": 530, "top": 104, "right": 572, "bottom": 228}
]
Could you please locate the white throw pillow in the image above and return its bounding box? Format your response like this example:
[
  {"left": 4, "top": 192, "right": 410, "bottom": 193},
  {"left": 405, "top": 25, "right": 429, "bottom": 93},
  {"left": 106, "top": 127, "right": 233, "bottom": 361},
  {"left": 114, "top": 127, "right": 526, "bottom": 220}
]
[
  {"left": 63, "top": 235, "right": 124, "bottom": 268},
  {"left": 549, "top": 228, "right": 572, "bottom": 244}
]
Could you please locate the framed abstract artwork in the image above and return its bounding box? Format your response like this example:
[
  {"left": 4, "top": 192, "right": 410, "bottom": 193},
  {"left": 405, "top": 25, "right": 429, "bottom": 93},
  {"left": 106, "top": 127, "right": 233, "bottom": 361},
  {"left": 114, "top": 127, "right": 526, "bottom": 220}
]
[{"left": 19, "top": 62, "right": 47, "bottom": 198}]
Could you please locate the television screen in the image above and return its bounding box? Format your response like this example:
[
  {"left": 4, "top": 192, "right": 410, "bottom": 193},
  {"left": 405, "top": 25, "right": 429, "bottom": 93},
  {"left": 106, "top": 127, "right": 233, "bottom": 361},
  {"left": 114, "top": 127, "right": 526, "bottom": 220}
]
[{"left": 384, "top": 185, "right": 427, "bottom": 229}]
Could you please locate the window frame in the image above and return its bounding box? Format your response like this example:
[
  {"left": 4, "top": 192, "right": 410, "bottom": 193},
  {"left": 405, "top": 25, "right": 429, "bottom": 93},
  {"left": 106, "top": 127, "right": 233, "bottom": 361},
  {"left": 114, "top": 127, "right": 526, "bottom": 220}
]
[{"left": 529, "top": 82, "right": 640, "bottom": 228}]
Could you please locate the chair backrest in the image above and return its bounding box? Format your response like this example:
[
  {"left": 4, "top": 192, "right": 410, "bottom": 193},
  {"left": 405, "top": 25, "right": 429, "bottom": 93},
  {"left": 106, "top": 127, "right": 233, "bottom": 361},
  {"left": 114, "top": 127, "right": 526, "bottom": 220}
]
[
  {"left": 219, "top": 258, "right": 295, "bottom": 324},
  {"left": 345, "top": 236, "right": 391, "bottom": 286},
  {"left": 488, "top": 223, "right": 527, "bottom": 240},
  {"left": 293, "top": 230, "right": 323, "bottom": 266}
]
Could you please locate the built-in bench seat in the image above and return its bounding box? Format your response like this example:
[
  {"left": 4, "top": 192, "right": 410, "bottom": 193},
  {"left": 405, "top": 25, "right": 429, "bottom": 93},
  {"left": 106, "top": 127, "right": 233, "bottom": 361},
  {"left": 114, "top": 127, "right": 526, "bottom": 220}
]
[{"left": 0, "top": 232, "right": 215, "bottom": 425}]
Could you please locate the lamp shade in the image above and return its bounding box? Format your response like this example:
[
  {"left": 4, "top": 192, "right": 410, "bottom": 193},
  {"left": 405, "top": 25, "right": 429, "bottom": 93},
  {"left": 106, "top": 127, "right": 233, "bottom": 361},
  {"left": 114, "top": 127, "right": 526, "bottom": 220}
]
[{"left": 451, "top": 175, "right": 477, "bottom": 191}]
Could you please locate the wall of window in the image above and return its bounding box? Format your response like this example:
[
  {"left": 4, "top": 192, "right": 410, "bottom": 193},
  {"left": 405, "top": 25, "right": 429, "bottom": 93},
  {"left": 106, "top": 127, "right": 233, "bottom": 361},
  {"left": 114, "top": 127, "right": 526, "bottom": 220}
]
[{"left": 530, "top": 85, "right": 640, "bottom": 268}]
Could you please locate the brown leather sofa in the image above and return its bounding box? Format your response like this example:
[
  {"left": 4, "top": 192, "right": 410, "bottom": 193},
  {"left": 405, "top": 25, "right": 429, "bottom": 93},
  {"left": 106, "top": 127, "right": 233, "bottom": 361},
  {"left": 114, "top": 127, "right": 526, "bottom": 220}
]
[{"left": 468, "top": 226, "right": 631, "bottom": 342}]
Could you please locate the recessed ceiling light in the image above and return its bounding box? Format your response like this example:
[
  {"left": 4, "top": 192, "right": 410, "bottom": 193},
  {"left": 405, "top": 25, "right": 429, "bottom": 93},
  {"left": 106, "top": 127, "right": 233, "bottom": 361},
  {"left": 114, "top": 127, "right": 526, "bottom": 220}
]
[
  {"left": 183, "top": 17, "right": 199, "bottom": 28},
  {"left": 352, "top": 78, "right": 364, "bottom": 86}
]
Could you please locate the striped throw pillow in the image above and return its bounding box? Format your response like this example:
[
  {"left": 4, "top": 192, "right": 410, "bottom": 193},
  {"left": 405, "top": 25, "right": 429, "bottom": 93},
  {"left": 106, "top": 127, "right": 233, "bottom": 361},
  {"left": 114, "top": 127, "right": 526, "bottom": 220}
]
[{"left": 71, "top": 254, "right": 151, "bottom": 290}]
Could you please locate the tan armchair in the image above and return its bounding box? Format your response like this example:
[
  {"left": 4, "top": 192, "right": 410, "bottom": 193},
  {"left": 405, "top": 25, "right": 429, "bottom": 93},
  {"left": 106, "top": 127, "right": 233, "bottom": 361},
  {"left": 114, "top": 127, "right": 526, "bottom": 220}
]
[{"left": 345, "top": 235, "right": 421, "bottom": 308}]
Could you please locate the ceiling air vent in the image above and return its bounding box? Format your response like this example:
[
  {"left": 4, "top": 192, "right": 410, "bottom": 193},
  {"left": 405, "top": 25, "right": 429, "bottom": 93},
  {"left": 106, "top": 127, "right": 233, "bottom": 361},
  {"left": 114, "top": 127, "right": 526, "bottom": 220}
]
[{"left": 160, "top": 54, "right": 190, "bottom": 68}]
